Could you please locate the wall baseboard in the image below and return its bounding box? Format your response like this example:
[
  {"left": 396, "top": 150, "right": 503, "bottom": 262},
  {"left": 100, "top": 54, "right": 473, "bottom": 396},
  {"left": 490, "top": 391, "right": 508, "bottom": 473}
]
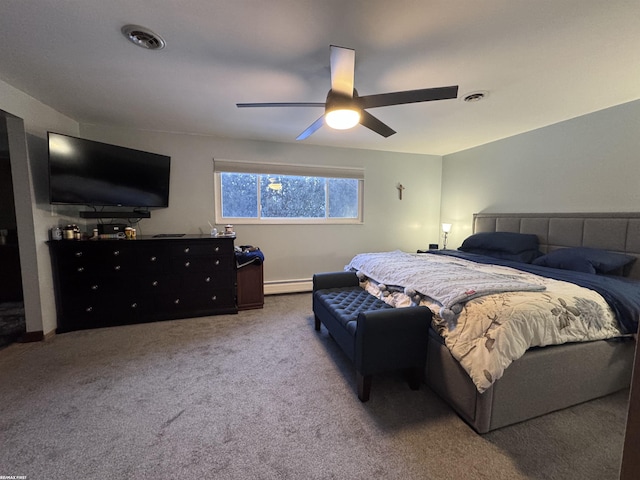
[
  {"left": 264, "top": 278, "right": 312, "bottom": 295},
  {"left": 19, "top": 329, "right": 56, "bottom": 343},
  {"left": 20, "top": 331, "right": 44, "bottom": 343}
]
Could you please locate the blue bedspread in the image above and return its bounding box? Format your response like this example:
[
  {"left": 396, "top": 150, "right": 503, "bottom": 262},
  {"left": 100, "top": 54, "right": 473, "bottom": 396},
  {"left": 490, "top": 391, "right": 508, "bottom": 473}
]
[{"left": 428, "top": 250, "right": 640, "bottom": 334}]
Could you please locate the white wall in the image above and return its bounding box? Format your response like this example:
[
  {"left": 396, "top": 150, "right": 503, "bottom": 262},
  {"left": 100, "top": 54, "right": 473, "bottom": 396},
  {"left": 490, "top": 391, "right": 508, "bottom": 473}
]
[
  {"left": 80, "top": 125, "right": 443, "bottom": 288},
  {"left": 440, "top": 100, "right": 640, "bottom": 248},
  {"left": 0, "top": 79, "right": 79, "bottom": 335}
]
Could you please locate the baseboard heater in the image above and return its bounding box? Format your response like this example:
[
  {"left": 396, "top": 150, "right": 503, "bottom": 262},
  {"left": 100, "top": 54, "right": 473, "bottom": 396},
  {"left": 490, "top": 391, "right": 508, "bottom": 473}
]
[{"left": 264, "top": 278, "right": 312, "bottom": 295}]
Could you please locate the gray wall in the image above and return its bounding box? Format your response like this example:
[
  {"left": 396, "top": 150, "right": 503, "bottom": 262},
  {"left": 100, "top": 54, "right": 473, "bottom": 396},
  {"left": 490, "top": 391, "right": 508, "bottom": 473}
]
[
  {"left": 440, "top": 100, "right": 640, "bottom": 248},
  {"left": 80, "top": 125, "right": 443, "bottom": 290}
]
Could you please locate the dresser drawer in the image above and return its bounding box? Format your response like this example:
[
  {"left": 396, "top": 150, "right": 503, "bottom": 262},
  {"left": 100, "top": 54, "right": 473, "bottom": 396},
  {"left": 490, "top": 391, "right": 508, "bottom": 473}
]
[
  {"left": 171, "top": 255, "right": 233, "bottom": 274},
  {"left": 154, "top": 287, "right": 236, "bottom": 315},
  {"left": 179, "top": 269, "right": 232, "bottom": 289},
  {"left": 137, "top": 273, "right": 184, "bottom": 295},
  {"left": 57, "top": 293, "right": 149, "bottom": 331},
  {"left": 170, "top": 241, "right": 233, "bottom": 257},
  {"left": 136, "top": 246, "right": 171, "bottom": 273},
  {"left": 56, "top": 274, "right": 134, "bottom": 298},
  {"left": 190, "top": 287, "right": 236, "bottom": 310},
  {"left": 55, "top": 242, "right": 135, "bottom": 260}
]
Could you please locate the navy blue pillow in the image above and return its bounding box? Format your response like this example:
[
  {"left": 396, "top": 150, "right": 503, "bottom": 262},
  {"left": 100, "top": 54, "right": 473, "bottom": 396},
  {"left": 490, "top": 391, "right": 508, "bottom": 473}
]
[
  {"left": 459, "top": 232, "right": 540, "bottom": 254},
  {"left": 532, "top": 250, "right": 596, "bottom": 274},
  {"left": 532, "top": 247, "right": 636, "bottom": 276},
  {"left": 460, "top": 247, "right": 542, "bottom": 264}
]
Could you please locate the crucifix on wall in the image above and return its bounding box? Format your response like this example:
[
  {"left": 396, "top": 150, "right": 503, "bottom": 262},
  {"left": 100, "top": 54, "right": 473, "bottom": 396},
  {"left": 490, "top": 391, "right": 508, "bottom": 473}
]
[{"left": 397, "top": 183, "right": 405, "bottom": 200}]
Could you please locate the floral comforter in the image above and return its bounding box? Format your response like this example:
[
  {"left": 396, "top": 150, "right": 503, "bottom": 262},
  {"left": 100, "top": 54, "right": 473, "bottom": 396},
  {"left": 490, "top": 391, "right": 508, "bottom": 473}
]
[{"left": 346, "top": 252, "right": 624, "bottom": 393}]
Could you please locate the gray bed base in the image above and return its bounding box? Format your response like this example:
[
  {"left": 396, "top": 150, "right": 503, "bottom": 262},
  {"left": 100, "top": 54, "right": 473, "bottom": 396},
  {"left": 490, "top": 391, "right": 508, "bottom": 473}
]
[{"left": 425, "top": 212, "right": 639, "bottom": 433}]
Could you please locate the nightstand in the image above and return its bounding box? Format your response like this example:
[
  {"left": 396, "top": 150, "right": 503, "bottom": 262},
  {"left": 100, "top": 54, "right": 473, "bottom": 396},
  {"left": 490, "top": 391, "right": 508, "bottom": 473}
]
[{"left": 236, "top": 262, "right": 264, "bottom": 310}]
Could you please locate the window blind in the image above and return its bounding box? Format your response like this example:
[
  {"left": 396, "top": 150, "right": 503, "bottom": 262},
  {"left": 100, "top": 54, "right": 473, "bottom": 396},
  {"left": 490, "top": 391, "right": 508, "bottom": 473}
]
[{"left": 213, "top": 159, "right": 364, "bottom": 180}]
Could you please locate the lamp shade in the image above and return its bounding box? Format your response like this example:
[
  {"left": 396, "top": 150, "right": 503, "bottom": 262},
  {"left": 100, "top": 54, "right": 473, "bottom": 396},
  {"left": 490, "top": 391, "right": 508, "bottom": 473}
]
[{"left": 442, "top": 223, "right": 452, "bottom": 233}]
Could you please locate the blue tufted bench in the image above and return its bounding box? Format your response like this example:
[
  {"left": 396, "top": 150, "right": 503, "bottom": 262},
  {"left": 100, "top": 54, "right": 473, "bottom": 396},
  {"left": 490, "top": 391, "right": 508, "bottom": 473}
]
[{"left": 313, "top": 271, "right": 432, "bottom": 401}]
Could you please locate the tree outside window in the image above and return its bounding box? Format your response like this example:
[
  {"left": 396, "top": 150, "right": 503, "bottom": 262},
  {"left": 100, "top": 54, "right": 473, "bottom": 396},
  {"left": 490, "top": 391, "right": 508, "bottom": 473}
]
[{"left": 218, "top": 171, "right": 361, "bottom": 223}]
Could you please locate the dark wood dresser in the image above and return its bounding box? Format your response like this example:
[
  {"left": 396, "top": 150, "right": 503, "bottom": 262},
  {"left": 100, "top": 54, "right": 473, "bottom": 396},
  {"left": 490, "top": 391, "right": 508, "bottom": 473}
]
[{"left": 48, "top": 235, "right": 237, "bottom": 333}]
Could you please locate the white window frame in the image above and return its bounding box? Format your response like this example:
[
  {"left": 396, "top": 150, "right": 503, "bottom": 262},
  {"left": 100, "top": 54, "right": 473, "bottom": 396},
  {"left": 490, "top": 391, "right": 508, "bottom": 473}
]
[{"left": 213, "top": 159, "right": 364, "bottom": 225}]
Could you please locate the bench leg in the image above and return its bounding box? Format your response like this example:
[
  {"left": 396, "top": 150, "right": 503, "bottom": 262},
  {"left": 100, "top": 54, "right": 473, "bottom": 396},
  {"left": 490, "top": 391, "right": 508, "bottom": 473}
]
[
  {"left": 357, "top": 372, "right": 372, "bottom": 402},
  {"left": 407, "top": 367, "right": 422, "bottom": 391},
  {"left": 314, "top": 315, "right": 321, "bottom": 331}
]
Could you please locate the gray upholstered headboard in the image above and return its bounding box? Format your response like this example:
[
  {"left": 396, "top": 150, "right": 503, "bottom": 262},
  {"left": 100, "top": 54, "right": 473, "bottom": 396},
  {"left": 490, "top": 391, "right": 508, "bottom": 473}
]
[{"left": 473, "top": 212, "right": 640, "bottom": 280}]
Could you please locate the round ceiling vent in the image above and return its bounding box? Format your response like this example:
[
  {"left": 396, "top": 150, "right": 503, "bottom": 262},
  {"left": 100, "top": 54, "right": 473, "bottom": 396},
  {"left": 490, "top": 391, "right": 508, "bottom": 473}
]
[
  {"left": 462, "top": 91, "right": 488, "bottom": 103},
  {"left": 121, "top": 25, "right": 166, "bottom": 50}
]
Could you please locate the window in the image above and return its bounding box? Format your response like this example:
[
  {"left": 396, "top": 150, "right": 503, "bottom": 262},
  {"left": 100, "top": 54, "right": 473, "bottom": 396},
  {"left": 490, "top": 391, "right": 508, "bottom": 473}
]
[{"left": 214, "top": 160, "right": 363, "bottom": 224}]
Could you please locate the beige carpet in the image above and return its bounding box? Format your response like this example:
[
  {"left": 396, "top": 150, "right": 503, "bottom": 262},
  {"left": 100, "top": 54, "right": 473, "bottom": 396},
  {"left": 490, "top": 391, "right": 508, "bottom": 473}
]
[{"left": 0, "top": 293, "right": 628, "bottom": 479}]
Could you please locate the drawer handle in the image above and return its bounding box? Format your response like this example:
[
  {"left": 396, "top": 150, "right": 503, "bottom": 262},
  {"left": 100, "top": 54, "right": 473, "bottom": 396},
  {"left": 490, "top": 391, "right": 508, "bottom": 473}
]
[
  {"left": 131, "top": 303, "right": 138, "bottom": 309},
  {"left": 184, "top": 261, "right": 190, "bottom": 268},
  {"left": 85, "top": 306, "right": 93, "bottom": 312},
  {"left": 75, "top": 251, "right": 83, "bottom": 257},
  {"left": 114, "top": 265, "right": 121, "bottom": 271},
  {"left": 214, "top": 246, "right": 220, "bottom": 252},
  {"left": 211, "top": 295, "right": 217, "bottom": 301},
  {"left": 113, "top": 250, "right": 120, "bottom": 256},
  {"left": 77, "top": 267, "right": 84, "bottom": 273},
  {"left": 174, "top": 299, "right": 180, "bottom": 304},
  {"left": 152, "top": 280, "right": 159, "bottom": 287},
  {"left": 205, "top": 276, "right": 211, "bottom": 283},
  {"left": 215, "top": 259, "right": 220, "bottom": 266},
  {"left": 91, "top": 285, "right": 99, "bottom": 290},
  {"left": 150, "top": 256, "right": 157, "bottom": 262},
  {"left": 184, "top": 247, "right": 190, "bottom": 253}
]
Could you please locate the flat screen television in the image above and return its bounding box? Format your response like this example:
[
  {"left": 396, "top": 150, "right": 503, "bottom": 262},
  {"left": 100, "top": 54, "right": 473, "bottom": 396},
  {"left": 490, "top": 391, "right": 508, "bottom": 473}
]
[{"left": 48, "top": 132, "right": 171, "bottom": 208}]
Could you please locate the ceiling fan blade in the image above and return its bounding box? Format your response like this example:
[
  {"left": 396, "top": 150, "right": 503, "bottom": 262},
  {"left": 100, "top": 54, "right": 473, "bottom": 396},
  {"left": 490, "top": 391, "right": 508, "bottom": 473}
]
[
  {"left": 358, "top": 85, "right": 458, "bottom": 109},
  {"left": 237, "top": 102, "right": 324, "bottom": 108},
  {"left": 330, "top": 45, "right": 355, "bottom": 97},
  {"left": 296, "top": 116, "right": 325, "bottom": 141},
  {"left": 360, "top": 111, "right": 396, "bottom": 138}
]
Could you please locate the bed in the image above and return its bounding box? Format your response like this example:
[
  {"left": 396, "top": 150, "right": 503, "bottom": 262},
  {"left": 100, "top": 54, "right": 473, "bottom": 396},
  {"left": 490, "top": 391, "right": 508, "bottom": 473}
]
[{"left": 346, "top": 212, "right": 639, "bottom": 433}]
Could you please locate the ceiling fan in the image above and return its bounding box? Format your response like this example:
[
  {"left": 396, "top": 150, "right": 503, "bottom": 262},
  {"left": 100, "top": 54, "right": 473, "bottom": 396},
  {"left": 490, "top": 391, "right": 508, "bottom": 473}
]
[{"left": 236, "top": 45, "right": 458, "bottom": 140}]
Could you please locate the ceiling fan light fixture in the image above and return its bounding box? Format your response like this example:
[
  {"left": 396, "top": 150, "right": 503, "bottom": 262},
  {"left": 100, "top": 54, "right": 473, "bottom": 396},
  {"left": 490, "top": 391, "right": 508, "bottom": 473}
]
[
  {"left": 324, "top": 90, "right": 361, "bottom": 130},
  {"left": 325, "top": 108, "right": 361, "bottom": 130}
]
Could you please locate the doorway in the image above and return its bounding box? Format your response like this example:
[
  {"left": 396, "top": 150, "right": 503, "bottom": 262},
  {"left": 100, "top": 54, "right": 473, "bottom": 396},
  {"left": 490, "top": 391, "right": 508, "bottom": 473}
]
[{"left": 0, "top": 113, "right": 26, "bottom": 349}]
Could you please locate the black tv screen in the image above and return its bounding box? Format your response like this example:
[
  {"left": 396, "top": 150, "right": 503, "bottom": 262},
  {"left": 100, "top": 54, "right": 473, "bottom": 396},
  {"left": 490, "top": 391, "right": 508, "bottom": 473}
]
[{"left": 48, "top": 132, "right": 171, "bottom": 208}]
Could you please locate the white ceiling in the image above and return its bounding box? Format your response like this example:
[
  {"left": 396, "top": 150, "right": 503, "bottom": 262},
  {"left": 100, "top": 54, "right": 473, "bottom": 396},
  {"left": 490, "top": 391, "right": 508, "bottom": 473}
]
[{"left": 1, "top": 0, "right": 639, "bottom": 156}]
